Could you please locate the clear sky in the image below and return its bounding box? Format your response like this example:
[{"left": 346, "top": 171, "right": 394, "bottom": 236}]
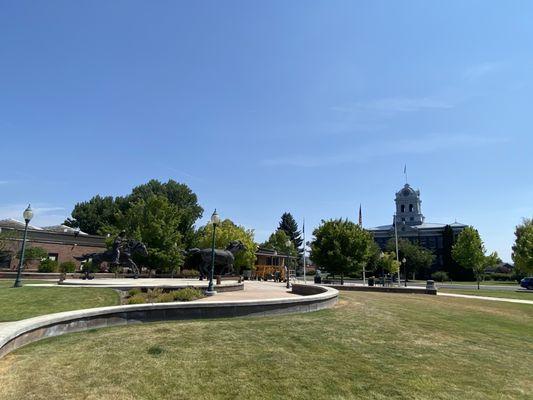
[{"left": 1, "top": 1, "right": 532, "bottom": 261}]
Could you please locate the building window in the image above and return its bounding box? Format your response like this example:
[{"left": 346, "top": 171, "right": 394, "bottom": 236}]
[
  {"left": 409, "top": 204, "right": 413, "bottom": 212},
  {"left": 410, "top": 217, "right": 414, "bottom": 221},
  {"left": 401, "top": 217, "right": 405, "bottom": 222},
  {"left": 401, "top": 205, "right": 405, "bottom": 213}
]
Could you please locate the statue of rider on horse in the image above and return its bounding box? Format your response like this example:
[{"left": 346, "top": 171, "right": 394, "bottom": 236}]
[{"left": 75, "top": 231, "right": 148, "bottom": 279}]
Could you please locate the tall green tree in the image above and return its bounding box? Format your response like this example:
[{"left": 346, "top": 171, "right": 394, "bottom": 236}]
[
  {"left": 128, "top": 179, "right": 203, "bottom": 247},
  {"left": 377, "top": 251, "right": 401, "bottom": 275},
  {"left": 278, "top": 212, "right": 303, "bottom": 250},
  {"left": 120, "top": 195, "right": 184, "bottom": 274},
  {"left": 512, "top": 218, "right": 533, "bottom": 276},
  {"left": 195, "top": 219, "right": 257, "bottom": 272},
  {"left": 64, "top": 195, "right": 121, "bottom": 235},
  {"left": 65, "top": 179, "right": 203, "bottom": 247},
  {"left": 386, "top": 238, "right": 435, "bottom": 280},
  {"left": 260, "top": 230, "right": 298, "bottom": 266},
  {"left": 310, "top": 219, "right": 374, "bottom": 284},
  {"left": 452, "top": 227, "right": 491, "bottom": 289}
]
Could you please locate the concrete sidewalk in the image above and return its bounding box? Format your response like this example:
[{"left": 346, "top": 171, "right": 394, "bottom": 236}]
[{"left": 438, "top": 292, "right": 533, "bottom": 305}]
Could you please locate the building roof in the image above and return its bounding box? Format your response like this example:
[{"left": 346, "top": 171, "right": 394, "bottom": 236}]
[
  {"left": 41, "top": 224, "right": 89, "bottom": 235},
  {"left": 367, "top": 221, "right": 467, "bottom": 232},
  {"left": 0, "top": 218, "right": 43, "bottom": 231}
]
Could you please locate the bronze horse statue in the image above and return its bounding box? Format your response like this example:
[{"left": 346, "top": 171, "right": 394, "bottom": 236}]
[
  {"left": 75, "top": 240, "right": 148, "bottom": 279},
  {"left": 185, "top": 240, "right": 245, "bottom": 279}
]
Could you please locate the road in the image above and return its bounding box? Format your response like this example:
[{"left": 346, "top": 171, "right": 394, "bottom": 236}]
[{"left": 294, "top": 277, "right": 523, "bottom": 292}]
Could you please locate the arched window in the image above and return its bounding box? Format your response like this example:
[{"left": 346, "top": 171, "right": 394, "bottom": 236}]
[
  {"left": 409, "top": 204, "right": 413, "bottom": 212},
  {"left": 401, "top": 205, "right": 405, "bottom": 213}
]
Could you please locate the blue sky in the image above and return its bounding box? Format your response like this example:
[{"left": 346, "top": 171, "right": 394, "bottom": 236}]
[{"left": 1, "top": 1, "right": 532, "bottom": 261}]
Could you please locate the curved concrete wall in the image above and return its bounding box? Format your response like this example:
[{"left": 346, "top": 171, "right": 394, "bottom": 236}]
[{"left": 0, "top": 285, "right": 337, "bottom": 359}]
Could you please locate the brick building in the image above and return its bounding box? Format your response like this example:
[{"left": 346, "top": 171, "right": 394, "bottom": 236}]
[{"left": 0, "top": 219, "right": 106, "bottom": 271}]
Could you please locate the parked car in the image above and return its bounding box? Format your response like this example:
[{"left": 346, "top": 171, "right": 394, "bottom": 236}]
[{"left": 520, "top": 277, "right": 533, "bottom": 290}]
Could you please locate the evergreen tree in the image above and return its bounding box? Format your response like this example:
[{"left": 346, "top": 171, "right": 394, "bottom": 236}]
[{"left": 278, "top": 212, "right": 303, "bottom": 250}]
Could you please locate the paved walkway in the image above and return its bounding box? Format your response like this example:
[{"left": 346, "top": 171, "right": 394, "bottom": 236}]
[
  {"left": 197, "top": 281, "right": 298, "bottom": 301},
  {"left": 438, "top": 292, "right": 533, "bottom": 305}
]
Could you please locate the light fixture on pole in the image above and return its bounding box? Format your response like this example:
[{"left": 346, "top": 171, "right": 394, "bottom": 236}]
[
  {"left": 14, "top": 204, "right": 33, "bottom": 288},
  {"left": 285, "top": 239, "right": 291, "bottom": 289},
  {"left": 206, "top": 209, "right": 220, "bottom": 296}
]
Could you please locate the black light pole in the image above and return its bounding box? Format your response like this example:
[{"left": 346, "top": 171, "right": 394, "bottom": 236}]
[
  {"left": 14, "top": 205, "right": 33, "bottom": 288},
  {"left": 206, "top": 209, "right": 220, "bottom": 296},
  {"left": 285, "top": 239, "right": 291, "bottom": 289}
]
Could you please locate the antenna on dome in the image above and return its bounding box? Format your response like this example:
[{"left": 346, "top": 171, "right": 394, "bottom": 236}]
[{"left": 403, "top": 164, "right": 408, "bottom": 184}]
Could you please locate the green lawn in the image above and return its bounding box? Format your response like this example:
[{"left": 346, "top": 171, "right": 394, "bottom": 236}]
[
  {"left": 0, "top": 292, "right": 531, "bottom": 399},
  {"left": 440, "top": 288, "right": 533, "bottom": 300},
  {"left": 0, "top": 280, "right": 120, "bottom": 321}
]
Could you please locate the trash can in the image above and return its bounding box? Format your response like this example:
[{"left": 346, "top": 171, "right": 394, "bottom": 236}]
[{"left": 368, "top": 277, "right": 375, "bottom": 287}]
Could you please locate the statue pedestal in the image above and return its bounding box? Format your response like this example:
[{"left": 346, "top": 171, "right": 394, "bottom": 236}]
[{"left": 205, "top": 290, "right": 217, "bottom": 296}]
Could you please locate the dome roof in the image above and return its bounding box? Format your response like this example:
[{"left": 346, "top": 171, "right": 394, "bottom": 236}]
[{"left": 395, "top": 183, "right": 419, "bottom": 198}]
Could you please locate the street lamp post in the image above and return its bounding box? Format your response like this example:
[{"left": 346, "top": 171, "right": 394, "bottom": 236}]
[
  {"left": 402, "top": 257, "right": 407, "bottom": 287},
  {"left": 379, "top": 251, "right": 385, "bottom": 287},
  {"left": 206, "top": 209, "right": 220, "bottom": 296},
  {"left": 285, "top": 239, "right": 291, "bottom": 289},
  {"left": 14, "top": 205, "right": 33, "bottom": 288}
]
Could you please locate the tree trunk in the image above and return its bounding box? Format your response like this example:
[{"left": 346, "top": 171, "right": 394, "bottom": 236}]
[
  {"left": 477, "top": 276, "right": 480, "bottom": 290},
  {"left": 340, "top": 273, "right": 344, "bottom": 285}
]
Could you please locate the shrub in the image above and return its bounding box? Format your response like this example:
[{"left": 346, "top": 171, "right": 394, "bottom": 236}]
[
  {"left": 173, "top": 287, "right": 204, "bottom": 301},
  {"left": 59, "top": 261, "right": 76, "bottom": 273},
  {"left": 146, "top": 288, "right": 164, "bottom": 302},
  {"left": 487, "top": 272, "right": 514, "bottom": 281},
  {"left": 305, "top": 269, "right": 316, "bottom": 276},
  {"left": 38, "top": 259, "right": 59, "bottom": 273},
  {"left": 180, "top": 269, "right": 200, "bottom": 278},
  {"left": 127, "top": 294, "right": 147, "bottom": 304},
  {"left": 432, "top": 271, "right": 449, "bottom": 282},
  {"left": 156, "top": 292, "right": 176, "bottom": 303},
  {"left": 128, "top": 288, "right": 143, "bottom": 296}
]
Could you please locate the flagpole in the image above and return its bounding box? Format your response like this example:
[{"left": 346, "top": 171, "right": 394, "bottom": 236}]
[
  {"left": 302, "top": 218, "right": 306, "bottom": 284},
  {"left": 359, "top": 204, "right": 365, "bottom": 286}
]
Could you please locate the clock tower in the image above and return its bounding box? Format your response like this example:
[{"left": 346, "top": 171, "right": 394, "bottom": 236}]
[{"left": 394, "top": 183, "right": 424, "bottom": 226}]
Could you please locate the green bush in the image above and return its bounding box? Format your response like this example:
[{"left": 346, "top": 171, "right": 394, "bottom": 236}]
[
  {"left": 173, "top": 287, "right": 204, "bottom": 301},
  {"left": 432, "top": 271, "right": 449, "bottom": 282},
  {"left": 487, "top": 272, "right": 514, "bottom": 281},
  {"left": 38, "top": 259, "right": 59, "bottom": 273},
  {"left": 305, "top": 269, "right": 316, "bottom": 276},
  {"left": 156, "top": 292, "right": 176, "bottom": 303},
  {"left": 127, "top": 294, "right": 147, "bottom": 304},
  {"left": 128, "top": 288, "right": 143, "bottom": 296},
  {"left": 59, "top": 261, "right": 76, "bottom": 273},
  {"left": 146, "top": 288, "right": 164, "bottom": 302},
  {"left": 180, "top": 269, "right": 200, "bottom": 278}
]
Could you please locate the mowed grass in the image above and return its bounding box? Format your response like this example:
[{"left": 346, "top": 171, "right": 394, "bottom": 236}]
[
  {"left": 0, "top": 280, "right": 120, "bottom": 321},
  {"left": 440, "top": 288, "right": 533, "bottom": 300},
  {"left": 1, "top": 292, "right": 532, "bottom": 400}
]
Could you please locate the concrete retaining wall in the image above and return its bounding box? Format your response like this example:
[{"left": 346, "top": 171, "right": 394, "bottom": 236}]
[{"left": 0, "top": 285, "right": 338, "bottom": 359}]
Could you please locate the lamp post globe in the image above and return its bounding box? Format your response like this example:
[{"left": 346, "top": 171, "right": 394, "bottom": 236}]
[
  {"left": 14, "top": 204, "right": 33, "bottom": 288},
  {"left": 23, "top": 205, "right": 33, "bottom": 222},
  {"left": 206, "top": 209, "right": 220, "bottom": 296},
  {"left": 210, "top": 209, "right": 220, "bottom": 225}
]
